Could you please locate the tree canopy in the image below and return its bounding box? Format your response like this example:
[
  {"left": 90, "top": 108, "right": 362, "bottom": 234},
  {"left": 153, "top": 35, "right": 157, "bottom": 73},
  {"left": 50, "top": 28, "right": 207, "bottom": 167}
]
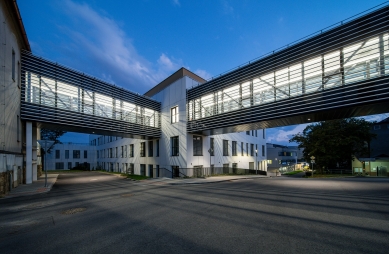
[
  {"left": 289, "top": 118, "right": 376, "bottom": 170},
  {"left": 40, "top": 129, "right": 67, "bottom": 153}
]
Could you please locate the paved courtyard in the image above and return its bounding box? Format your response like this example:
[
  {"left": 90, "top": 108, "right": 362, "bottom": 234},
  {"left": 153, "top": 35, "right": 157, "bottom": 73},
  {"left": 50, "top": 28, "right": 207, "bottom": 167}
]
[{"left": 1, "top": 172, "right": 388, "bottom": 253}]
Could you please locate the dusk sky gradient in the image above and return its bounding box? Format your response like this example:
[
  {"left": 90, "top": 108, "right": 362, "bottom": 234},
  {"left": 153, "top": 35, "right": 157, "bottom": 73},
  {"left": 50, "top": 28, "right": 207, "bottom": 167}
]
[{"left": 17, "top": 0, "right": 389, "bottom": 145}]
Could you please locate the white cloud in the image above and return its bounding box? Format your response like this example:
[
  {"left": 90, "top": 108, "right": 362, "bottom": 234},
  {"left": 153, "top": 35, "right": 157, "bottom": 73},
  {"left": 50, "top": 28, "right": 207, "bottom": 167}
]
[
  {"left": 194, "top": 69, "right": 212, "bottom": 80},
  {"left": 60, "top": 0, "right": 182, "bottom": 92},
  {"left": 222, "top": 1, "right": 234, "bottom": 15},
  {"left": 267, "top": 124, "right": 309, "bottom": 144}
]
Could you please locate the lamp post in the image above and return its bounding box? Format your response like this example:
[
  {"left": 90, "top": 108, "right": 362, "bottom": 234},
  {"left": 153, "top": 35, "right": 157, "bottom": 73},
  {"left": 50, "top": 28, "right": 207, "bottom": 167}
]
[
  {"left": 37, "top": 140, "right": 55, "bottom": 187},
  {"left": 310, "top": 156, "right": 315, "bottom": 178},
  {"left": 255, "top": 149, "right": 258, "bottom": 174},
  {"left": 208, "top": 148, "right": 213, "bottom": 176},
  {"left": 275, "top": 157, "right": 278, "bottom": 176}
]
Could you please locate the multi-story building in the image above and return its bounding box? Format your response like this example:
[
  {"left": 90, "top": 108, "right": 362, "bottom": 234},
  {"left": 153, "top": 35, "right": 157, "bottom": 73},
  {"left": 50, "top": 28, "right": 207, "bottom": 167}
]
[
  {"left": 90, "top": 68, "right": 268, "bottom": 177},
  {"left": 266, "top": 143, "right": 304, "bottom": 174},
  {"left": 352, "top": 117, "right": 389, "bottom": 176},
  {"left": 0, "top": 0, "right": 38, "bottom": 194},
  {"left": 45, "top": 143, "right": 97, "bottom": 171}
]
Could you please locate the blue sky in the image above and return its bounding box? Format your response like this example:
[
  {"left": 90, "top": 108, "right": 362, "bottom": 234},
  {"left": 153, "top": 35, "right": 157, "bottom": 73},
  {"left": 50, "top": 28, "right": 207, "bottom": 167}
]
[{"left": 18, "top": 0, "right": 389, "bottom": 145}]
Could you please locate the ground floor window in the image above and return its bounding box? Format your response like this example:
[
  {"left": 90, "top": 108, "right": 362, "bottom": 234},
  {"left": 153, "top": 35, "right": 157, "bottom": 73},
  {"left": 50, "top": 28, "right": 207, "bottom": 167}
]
[
  {"left": 68, "top": 162, "right": 72, "bottom": 169},
  {"left": 140, "top": 164, "right": 146, "bottom": 176},
  {"left": 55, "top": 162, "right": 64, "bottom": 170}
]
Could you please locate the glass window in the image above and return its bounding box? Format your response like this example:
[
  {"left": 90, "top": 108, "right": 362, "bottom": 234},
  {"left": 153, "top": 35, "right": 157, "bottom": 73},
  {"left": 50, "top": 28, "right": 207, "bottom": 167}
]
[
  {"left": 246, "top": 143, "right": 249, "bottom": 156},
  {"left": 262, "top": 145, "right": 265, "bottom": 156},
  {"left": 193, "top": 136, "right": 203, "bottom": 156},
  {"left": 130, "top": 144, "right": 134, "bottom": 157},
  {"left": 140, "top": 164, "right": 146, "bottom": 176},
  {"left": 250, "top": 144, "right": 254, "bottom": 156},
  {"left": 84, "top": 150, "right": 87, "bottom": 159},
  {"left": 12, "top": 49, "right": 15, "bottom": 81},
  {"left": 171, "top": 136, "right": 179, "bottom": 156},
  {"left": 55, "top": 162, "right": 64, "bottom": 170},
  {"left": 68, "top": 162, "right": 72, "bottom": 169},
  {"left": 232, "top": 141, "right": 237, "bottom": 156},
  {"left": 171, "top": 106, "right": 179, "bottom": 123},
  {"left": 156, "top": 140, "right": 159, "bottom": 157},
  {"left": 65, "top": 150, "right": 69, "bottom": 159},
  {"left": 140, "top": 142, "right": 146, "bottom": 157},
  {"left": 223, "top": 140, "right": 228, "bottom": 156},
  {"left": 210, "top": 138, "right": 214, "bottom": 156},
  {"left": 73, "top": 150, "right": 80, "bottom": 159},
  {"left": 55, "top": 150, "right": 60, "bottom": 159},
  {"left": 148, "top": 140, "right": 153, "bottom": 157},
  {"left": 241, "top": 142, "right": 244, "bottom": 156}
]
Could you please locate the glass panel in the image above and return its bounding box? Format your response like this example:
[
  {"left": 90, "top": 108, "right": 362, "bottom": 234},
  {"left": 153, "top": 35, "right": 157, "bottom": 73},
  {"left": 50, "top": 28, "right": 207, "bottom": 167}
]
[
  {"left": 222, "top": 84, "right": 240, "bottom": 113},
  {"left": 241, "top": 82, "right": 251, "bottom": 108},
  {"left": 40, "top": 77, "right": 56, "bottom": 107},
  {"left": 95, "top": 92, "right": 113, "bottom": 119},
  {"left": 201, "top": 94, "right": 214, "bottom": 117}
]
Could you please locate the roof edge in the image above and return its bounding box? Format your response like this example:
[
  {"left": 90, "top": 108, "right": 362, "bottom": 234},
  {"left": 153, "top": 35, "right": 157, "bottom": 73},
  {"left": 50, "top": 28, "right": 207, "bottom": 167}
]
[
  {"left": 9, "top": 0, "right": 31, "bottom": 51},
  {"left": 144, "top": 67, "right": 206, "bottom": 97}
]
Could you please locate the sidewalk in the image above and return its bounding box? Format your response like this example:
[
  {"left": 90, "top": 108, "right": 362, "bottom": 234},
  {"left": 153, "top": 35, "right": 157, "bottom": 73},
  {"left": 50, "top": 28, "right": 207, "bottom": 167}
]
[
  {"left": 2, "top": 174, "right": 59, "bottom": 199},
  {"left": 134, "top": 174, "right": 269, "bottom": 185}
]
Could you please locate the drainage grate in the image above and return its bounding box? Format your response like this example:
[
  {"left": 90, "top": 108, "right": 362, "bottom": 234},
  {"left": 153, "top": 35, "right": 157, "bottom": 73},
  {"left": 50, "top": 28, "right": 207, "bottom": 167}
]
[{"left": 61, "top": 208, "right": 87, "bottom": 215}]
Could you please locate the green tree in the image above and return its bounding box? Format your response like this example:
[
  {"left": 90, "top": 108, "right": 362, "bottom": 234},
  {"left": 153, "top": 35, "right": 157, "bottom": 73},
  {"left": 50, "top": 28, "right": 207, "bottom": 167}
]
[
  {"left": 40, "top": 129, "right": 67, "bottom": 153},
  {"left": 289, "top": 118, "right": 376, "bottom": 171}
]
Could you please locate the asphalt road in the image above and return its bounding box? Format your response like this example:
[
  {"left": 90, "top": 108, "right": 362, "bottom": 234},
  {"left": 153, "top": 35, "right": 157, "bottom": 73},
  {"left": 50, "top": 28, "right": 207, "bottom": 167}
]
[{"left": 1, "top": 172, "right": 388, "bottom": 254}]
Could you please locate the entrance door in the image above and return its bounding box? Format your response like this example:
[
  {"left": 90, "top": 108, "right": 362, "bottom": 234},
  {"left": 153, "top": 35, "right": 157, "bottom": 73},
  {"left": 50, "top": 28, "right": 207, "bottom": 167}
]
[
  {"left": 193, "top": 165, "right": 203, "bottom": 178},
  {"left": 149, "top": 164, "right": 153, "bottom": 178},
  {"left": 172, "top": 166, "right": 180, "bottom": 178},
  {"left": 232, "top": 163, "right": 238, "bottom": 174}
]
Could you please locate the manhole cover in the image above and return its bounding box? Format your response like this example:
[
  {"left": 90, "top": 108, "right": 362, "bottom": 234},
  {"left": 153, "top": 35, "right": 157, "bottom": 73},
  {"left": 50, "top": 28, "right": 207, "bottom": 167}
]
[
  {"left": 61, "top": 208, "right": 87, "bottom": 215},
  {"left": 121, "top": 193, "right": 132, "bottom": 197}
]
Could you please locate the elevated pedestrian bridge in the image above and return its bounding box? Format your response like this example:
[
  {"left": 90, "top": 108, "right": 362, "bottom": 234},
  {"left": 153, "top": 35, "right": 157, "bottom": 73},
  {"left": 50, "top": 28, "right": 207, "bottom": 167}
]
[
  {"left": 187, "top": 5, "right": 389, "bottom": 135},
  {"left": 21, "top": 52, "right": 161, "bottom": 139}
]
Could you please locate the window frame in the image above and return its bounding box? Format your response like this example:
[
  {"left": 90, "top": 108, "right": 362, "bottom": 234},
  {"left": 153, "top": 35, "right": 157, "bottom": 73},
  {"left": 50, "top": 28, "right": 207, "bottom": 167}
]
[
  {"left": 171, "top": 136, "right": 179, "bottom": 156},
  {"left": 193, "top": 135, "right": 203, "bottom": 156},
  {"left": 232, "top": 141, "right": 237, "bottom": 156},
  {"left": 140, "top": 142, "right": 146, "bottom": 157},
  {"left": 223, "top": 140, "right": 229, "bottom": 156},
  {"left": 171, "top": 106, "right": 179, "bottom": 123}
]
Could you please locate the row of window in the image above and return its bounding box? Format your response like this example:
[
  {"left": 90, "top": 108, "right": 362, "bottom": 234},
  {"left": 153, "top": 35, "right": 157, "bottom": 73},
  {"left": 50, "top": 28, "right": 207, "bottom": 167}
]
[
  {"left": 93, "top": 136, "right": 266, "bottom": 158},
  {"left": 97, "top": 140, "right": 160, "bottom": 158},
  {"left": 98, "top": 162, "right": 160, "bottom": 177},
  {"left": 245, "top": 129, "right": 265, "bottom": 139},
  {"left": 55, "top": 150, "right": 87, "bottom": 159},
  {"left": 55, "top": 161, "right": 83, "bottom": 169},
  {"left": 196, "top": 136, "right": 265, "bottom": 157}
]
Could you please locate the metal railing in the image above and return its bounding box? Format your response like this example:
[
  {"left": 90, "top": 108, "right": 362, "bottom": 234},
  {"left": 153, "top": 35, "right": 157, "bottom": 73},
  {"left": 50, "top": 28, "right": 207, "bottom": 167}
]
[
  {"left": 188, "top": 33, "right": 389, "bottom": 122},
  {"left": 178, "top": 167, "right": 267, "bottom": 178}
]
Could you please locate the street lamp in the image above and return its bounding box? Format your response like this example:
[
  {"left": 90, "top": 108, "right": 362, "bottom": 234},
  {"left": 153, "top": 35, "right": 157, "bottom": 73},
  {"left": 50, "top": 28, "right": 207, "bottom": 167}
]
[
  {"left": 275, "top": 157, "right": 278, "bottom": 176},
  {"left": 208, "top": 148, "right": 213, "bottom": 176},
  {"left": 37, "top": 140, "right": 55, "bottom": 187},
  {"left": 255, "top": 149, "right": 258, "bottom": 174},
  {"left": 310, "top": 155, "right": 315, "bottom": 178}
]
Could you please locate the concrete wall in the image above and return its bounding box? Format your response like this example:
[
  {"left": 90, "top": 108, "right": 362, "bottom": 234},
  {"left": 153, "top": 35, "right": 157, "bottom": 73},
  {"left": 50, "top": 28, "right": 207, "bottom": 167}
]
[{"left": 0, "top": 1, "right": 26, "bottom": 192}]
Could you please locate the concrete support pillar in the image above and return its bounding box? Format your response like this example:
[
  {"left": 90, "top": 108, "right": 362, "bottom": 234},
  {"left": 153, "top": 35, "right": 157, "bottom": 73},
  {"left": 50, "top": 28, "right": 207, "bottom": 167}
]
[
  {"left": 32, "top": 125, "right": 37, "bottom": 181},
  {"left": 26, "top": 122, "right": 32, "bottom": 184}
]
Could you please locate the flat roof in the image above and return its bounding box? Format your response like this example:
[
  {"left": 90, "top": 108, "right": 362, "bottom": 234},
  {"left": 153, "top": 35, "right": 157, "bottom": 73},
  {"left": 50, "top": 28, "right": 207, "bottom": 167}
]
[{"left": 144, "top": 67, "right": 206, "bottom": 97}]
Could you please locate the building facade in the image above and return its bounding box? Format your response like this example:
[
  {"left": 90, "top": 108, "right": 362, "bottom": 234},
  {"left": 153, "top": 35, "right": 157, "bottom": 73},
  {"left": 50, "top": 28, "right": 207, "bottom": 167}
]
[
  {"left": 45, "top": 143, "right": 97, "bottom": 171},
  {"left": 90, "top": 69, "right": 268, "bottom": 177},
  {"left": 352, "top": 117, "right": 389, "bottom": 176},
  {"left": 0, "top": 0, "right": 36, "bottom": 194},
  {"left": 266, "top": 143, "right": 304, "bottom": 174}
]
